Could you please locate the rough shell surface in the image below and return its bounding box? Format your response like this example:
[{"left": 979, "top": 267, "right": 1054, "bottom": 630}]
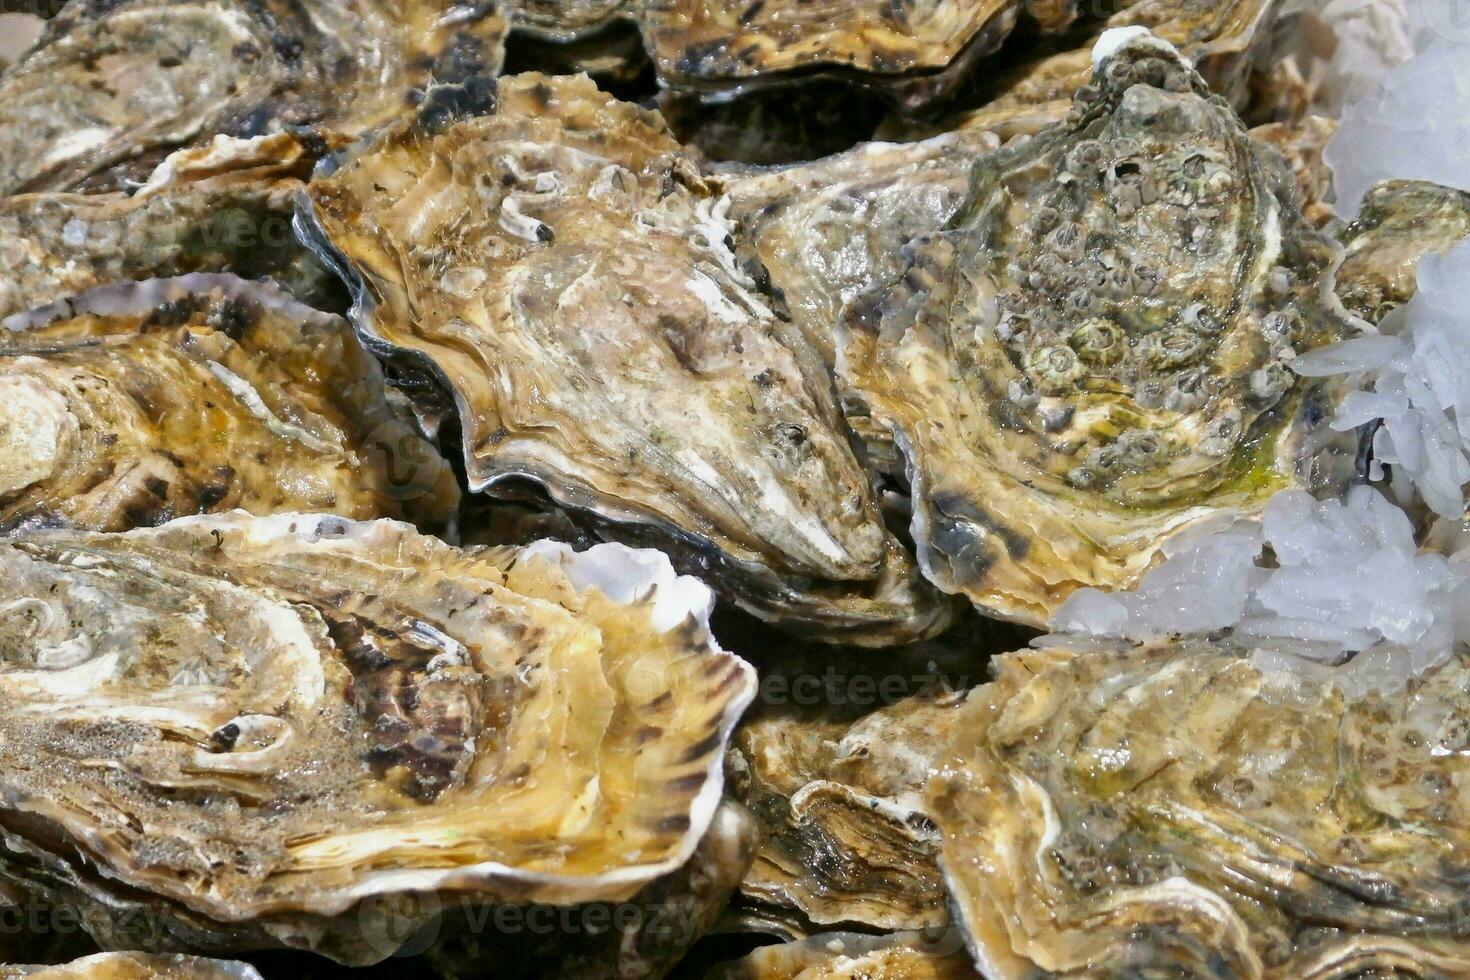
[
  {"left": 639, "top": 0, "right": 1062, "bottom": 108},
  {"left": 1333, "top": 179, "right": 1470, "bottom": 324},
  {"left": 929, "top": 638, "right": 1470, "bottom": 978},
  {"left": 731, "top": 691, "right": 962, "bottom": 932},
  {"left": 0, "top": 275, "right": 459, "bottom": 535},
  {"left": 0, "top": 134, "right": 338, "bottom": 320},
  {"left": 709, "top": 931, "right": 977, "bottom": 979},
  {"left": 0, "top": 514, "right": 754, "bottom": 964},
  {"left": 0, "top": 0, "right": 507, "bottom": 194},
  {"left": 301, "top": 72, "right": 950, "bottom": 643},
  {"left": 837, "top": 38, "right": 1348, "bottom": 625},
  {"left": 0, "top": 954, "right": 262, "bottom": 980}
]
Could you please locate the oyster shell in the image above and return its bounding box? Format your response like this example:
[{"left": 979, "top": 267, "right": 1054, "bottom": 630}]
[
  {"left": 709, "top": 931, "right": 977, "bottom": 979},
  {"left": 0, "top": 274, "right": 459, "bottom": 534},
  {"left": 728, "top": 129, "right": 999, "bottom": 372},
  {"left": 731, "top": 690, "right": 962, "bottom": 933},
  {"left": 0, "top": 0, "right": 507, "bottom": 195},
  {"left": 507, "top": 0, "right": 631, "bottom": 41},
  {"left": 301, "top": 72, "right": 950, "bottom": 643},
  {"left": 639, "top": 0, "right": 1074, "bottom": 110},
  {"left": 836, "top": 36, "right": 1348, "bottom": 625},
  {"left": 0, "top": 954, "right": 262, "bottom": 980},
  {"left": 1248, "top": 115, "right": 1336, "bottom": 227},
  {"left": 0, "top": 134, "right": 338, "bottom": 320},
  {"left": 1333, "top": 179, "right": 1470, "bottom": 324},
  {"left": 929, "top": 637, "right": 1470, "bottom": 978},
  {"left": 0, "top": 514, "right": 755, "bottom": 964},
  {"left": 428, "top": 800, "right": 758, "bottom": 979},
  {"left": 879, "top": 0, "right": 1280, "bottom": 142}
]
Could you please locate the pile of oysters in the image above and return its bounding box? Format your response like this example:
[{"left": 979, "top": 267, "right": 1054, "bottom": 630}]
[{"left": 0, "top": 1, "right": 1467, "bottom": 978}]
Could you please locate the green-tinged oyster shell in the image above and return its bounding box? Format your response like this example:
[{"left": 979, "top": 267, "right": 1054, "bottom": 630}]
[
  {"left": 0, "top": 275, "right": 459, "bottom": 535},
  {"left": 300, "top": 72, "right": 951, "bottom": 644},
  {"left": 837, "top": 36, "right": 1348, "bottom": 626},
  {"left": 0, "top": 0, "right": 506, "bottom": 194},
  {"left": 929, "top": 638, "right": 1470, "bottom": 978},
  {"left": 1334, "top": 179, "right": 1470, "bottom": 325},
  {"left": 0, "top": 516, "right": 754, "bottom": 965}
]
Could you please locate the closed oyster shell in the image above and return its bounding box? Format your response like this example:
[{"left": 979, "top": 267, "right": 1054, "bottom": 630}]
[
  {"left": 1333, "top": 179, "right": 1470, "bottom": 324},
  {"left": 428, "top": 801, "right": 758, "bottom": 979},
  {"left": 0, "top": 515, "right": 755, "bottom": 964},
  {"left": 300, "top": 72, "right": 950, "bottom": 643},
  {"left": 0, "top": 954, "right": 262, "bottom": 980},
  {"left": 0, "top": 0, "right": 506, "bottom": 194},
  {"left": 731, "top": 691, "right": 962, "bottom": 933},
  {"left": 728, "top": 130, "right": 999, "bottom": 372},
  {"left": 0, "top": 274, "right": 459, "bottom": 534},
  {"left": 0, "top": 134, "right": 338, "bottom": 320},
  {"left": 507, "top": 0, "right": 631, "bottom": 40},
  {"left": 929, "top": 638, "right": 1470, "bottom": 978},
  {"left": 709, "top": 931, "right": 977, "bottom": 979},
  {"left": 1249, "top": 115, "right": 1337, "bottom": 227},
  {"left": 639, "top": 0, "right": 1072, "bottom": 109},
  {"left": 837, "top": 37, "right": 1348, "bottom": 625}
]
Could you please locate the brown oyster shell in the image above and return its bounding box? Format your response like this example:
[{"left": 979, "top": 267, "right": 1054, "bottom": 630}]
[
  {"left": 1333, "top": 179, "right": 1470, "bottom": 325},
  {"left": 428, "top": 801, "right": 758, "bottom": 979},
  {"left": 0, "top": 515, "right": 755, "bottom": 964},
  {"left": 507, "top": 0, "right": 632, "bottom": 40},
  {"left": 300, "top": 72, "right": 950, "bottom": 643},
  {"left": 0, "top": 274, "right": 459, "bottom": 534},
  {"left": 928, "top": 638, "right": 1470, "bottom": 978},
  {"left": 836, "top": 37, "right": 1348, "bottom": 626},
  {"left": 0, "top": 954, "right": 262, "bottom": 980},
  {"left": 709, "top": 931, "right": 977, "bottom": 979},
  {"left": 0, "top": 134, "right": 339, "bottom": 320},
  {"left": 731, "top": 691, "right": 962, "bottom": 933},
  {"left": 639, "top": 0, "right": 1071, "bottom": 110},
  {"left": 0, "top": 0, "right": 506, "bottom": 195},
  {"left": 1249, "top": 115, "right": 1337, "bottom": 228}
]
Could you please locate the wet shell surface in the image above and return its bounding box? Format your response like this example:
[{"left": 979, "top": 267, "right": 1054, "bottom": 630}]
[
  {"left": 300, "top": 72, "right": 950, "bottom": 643},
  {"left": 837, "top": 36, "right": 1349, "bottom": 626},
  {"left": 0, "top": 274, "right": 460, "bottom": 534},
  {"left": 1, "top": 953, "right": 264, "bottom": 980},
  {"left": 0, "top": 514, "right": 755, "bottom": 963},
  {"left": 929, "top": 638, "right": 1470, "bottom": 978},
  {"left": 0, "top": 0, "right": 507, "bottom": 194}
]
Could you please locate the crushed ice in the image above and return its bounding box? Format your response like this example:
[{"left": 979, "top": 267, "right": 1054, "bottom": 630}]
[{"left": 1049, "top": 487, "right": 1470, "bottom": 697}]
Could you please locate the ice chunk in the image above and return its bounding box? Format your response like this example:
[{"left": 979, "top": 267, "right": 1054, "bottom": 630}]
[
  {"left": 1325, "top": 38, "right": 1470, "bottom": 215},
  {"left": 1295, "top": 239, "right": 1470, "bottom": 518},
  {"left": 1046, "top": 488, "right": 1470, "bottom": 692}
]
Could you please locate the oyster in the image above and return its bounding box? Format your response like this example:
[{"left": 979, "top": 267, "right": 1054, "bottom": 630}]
[
  {"left": 0, "top": 134, "right": 339, "bottom": 320},
  {"left": 0, "top": 954, "right": 262, "bottom": 980},
  {"left": 728, "top": 129, "right": 999, "bottom": 372},
  {"left": 1248, "top": 115, "right": 1336, "bottom": 227},
  {"left": 507, "top": 0, "right": 631, "bottom": 41},
  {"left": 639, "top": 0, "right": 1076, "bottom": 110},
  {"left": 732, "top": 690, "right": 963, "bottom": 933},
  {"left": 1333, "top": 179, "right": 1470, "bottom": 324},
  {"left": 929, "top": 637, "right": 1470, "bottom": 978},
  {"left": 301, "top": 72, "right": 950, "bottom": 642},
  {"left": 879, "top": 0, "right": 1280, "bottom": 142},
  {"left": 836, "top": 36, "right": 1348, "bottom": 625},
  {"left": 0, "top": 274, "right": 459, "bottom": 533},
  {"left": 710, "top": 931, "right": 976, "bottom": 979},
  {"left": 428, "top": 800, "right": 758, "bottom": 979},
  {"left": 0, "top": 0, "right": 507, "bottom": 195},
  {"left": 0, "top": 515, "right": 755, "bottom": 964}
]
